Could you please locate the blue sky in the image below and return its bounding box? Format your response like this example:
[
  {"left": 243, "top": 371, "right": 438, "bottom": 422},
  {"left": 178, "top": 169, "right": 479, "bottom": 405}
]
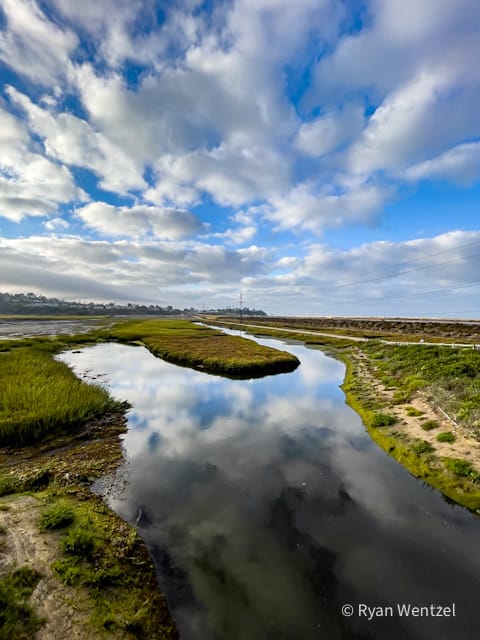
[{"left": 0, "top": 0, "right": 479, "bottom": 316}]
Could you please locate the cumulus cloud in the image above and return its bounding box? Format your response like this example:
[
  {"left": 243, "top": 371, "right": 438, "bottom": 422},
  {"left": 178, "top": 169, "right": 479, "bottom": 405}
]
[
  {"left": 0, "top": 234, "right": 271, "bottom": 306},
  {"left": 0, "top": 106, "right": 85, "bottom": 222},
  {"left": 264, "top": 182, "right": 389, "bottom": 234},
  {"left": 295, "top": 105, "right": 364, "bottom": 157},
  {"left": 405, "top": 142, "right": 480, "bottom": 185},
  {"left": 76, "top": 202, "right": 203, "bottom": 240},
  {"left": 0, "top": 0, "right": 78, "bottom": 86},
  {"left": 245, "top": 231, "right": 480, "bottom": 316},
  {"left": 43, "top": 217, "right": 69, "bottom": 231},
  {"left": 0, "top": 229, "right": 479, "bottom": 316},
  {"left": 7, "top": 87, "right": 146, "bottom": 194}
]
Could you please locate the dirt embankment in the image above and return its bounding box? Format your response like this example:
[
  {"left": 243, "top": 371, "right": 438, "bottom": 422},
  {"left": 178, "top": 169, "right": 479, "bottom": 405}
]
[
  {"left": 217, "top": 315, "right": 480, "bottom": 342},
  {"left": 345, "top": 348, "right": 480, "bottom": 513},
  {"left": 350, "top": 349, "right": 480, "bottom": 470}
]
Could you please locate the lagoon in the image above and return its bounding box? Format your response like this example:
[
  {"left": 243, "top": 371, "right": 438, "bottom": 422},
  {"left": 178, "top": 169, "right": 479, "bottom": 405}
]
[{"left": 58, "top": 331, "right": 480, "bottom": 640}]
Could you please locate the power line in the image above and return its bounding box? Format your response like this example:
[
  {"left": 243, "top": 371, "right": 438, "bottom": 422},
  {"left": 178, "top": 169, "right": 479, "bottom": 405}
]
[
  {"left": 344, "top": 236, "right": 480, "bottom": 280},
  {"left": 333, "top": 248, "right": 480, "bottom": 290},
  {"left": 332, "top": 279, "right": 480, "bottom": 307}
]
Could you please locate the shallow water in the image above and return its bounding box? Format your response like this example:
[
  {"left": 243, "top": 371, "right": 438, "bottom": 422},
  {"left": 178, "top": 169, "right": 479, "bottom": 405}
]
[
  {"left": 0, "top": 319, "right": 107, "bottom": 339},
  {"left": 58, "top": 332, "right": 480, "bottom": 640}
]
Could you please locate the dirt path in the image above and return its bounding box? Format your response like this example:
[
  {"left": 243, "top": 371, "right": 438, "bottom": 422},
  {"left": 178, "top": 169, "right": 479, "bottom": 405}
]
[
  {"left": 349, "top": 349, "right": 480, "bottom": 472},
  {"left": 0, "top": 494, "right": 101, "bottom": 640}
]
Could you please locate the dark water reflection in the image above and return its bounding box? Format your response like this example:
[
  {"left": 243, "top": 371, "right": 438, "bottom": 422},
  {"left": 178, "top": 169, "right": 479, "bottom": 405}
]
[{"left": 58, "top": 333, "right": 480, "bottom": 640}]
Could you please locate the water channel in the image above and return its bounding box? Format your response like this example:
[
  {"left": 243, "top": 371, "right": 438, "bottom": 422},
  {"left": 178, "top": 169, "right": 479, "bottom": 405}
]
[{"left": 57, "top": 330, "right": 480, "bottom": 640}]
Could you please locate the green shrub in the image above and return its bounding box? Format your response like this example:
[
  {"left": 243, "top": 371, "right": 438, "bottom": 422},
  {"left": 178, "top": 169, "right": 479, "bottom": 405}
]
[
  {"left": 443, "top": 457, "right": 478, "bottom": 478},
  {"left": 412, "top": 440, "right": 434, "bottom": 455},
  {"left": 406, "top": 407, "right": 424, "bottom": 417},
  {"left": 39, "top": 501, "right": 74, "bottom": 530},
  {"left": 436, "top": 431, "right": 455, "bottom": 443},
  {"left": 393, "top": 389, "right": 411, "bottom": 404},
  {"left": 371, "top": 413, "right": 397, "bottom": 427},
  {"left": 421, "top": 420, "right": 439, "bottom": 431}
]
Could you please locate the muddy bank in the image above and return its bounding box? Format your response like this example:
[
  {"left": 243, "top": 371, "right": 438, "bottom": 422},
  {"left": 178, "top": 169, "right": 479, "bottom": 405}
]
[{"left": 0, "top": 410, "right": 178, "bottom": 639}]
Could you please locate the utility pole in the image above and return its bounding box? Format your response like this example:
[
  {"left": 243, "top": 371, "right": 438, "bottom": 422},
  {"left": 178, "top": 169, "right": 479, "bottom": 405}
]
[{"left": 239, "top": 291, "right": 243, "bottom": 324}]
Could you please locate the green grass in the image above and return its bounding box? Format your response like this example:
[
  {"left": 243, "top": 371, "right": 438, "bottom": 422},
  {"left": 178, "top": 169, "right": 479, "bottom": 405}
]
[
  {"left": 106, "top": 319, "right": 300, "bottom": 377},
  {"left": 421, "top": 420, "right": 440, "bottom": 431},
  {"left": 437, "top": 431, "right": 456, "bottom": 443},
  {"left": 411, "top": 440, "right": 435, "bottom": 455},
  {"left": 406, "top": 406, "right": 425, "bottom": 417},
  {"left": 0, "top": 347, "right": 122, "bottom": 447},
  {"left": 0, "top": 567, "right": 42, "bottom": 639},
  {"left": 39, "top": 500, "right": 75, "bottom": 530},
  {"left": 0, "top": 474, "right": 18, "bottom": 497},
  {"left": 370, "top": 412, "right": 397, "bottom": 427},
  {"left": 361, "top": 342, "right": 480, "bottom": 435},
  {"left": 443, "top": 457, "right": 478, "bottom": 479},
  {"left": 43, "top": 495, "right": 176, "bottom": 637}
]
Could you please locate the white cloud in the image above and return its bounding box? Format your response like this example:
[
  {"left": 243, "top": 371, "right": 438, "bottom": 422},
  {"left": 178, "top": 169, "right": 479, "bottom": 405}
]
[
  {"left": 295, "top": 105, "right": 364, "bottom": 157},
  {"left": 43, "top": 217, "right": 69, "bottom": 231},
  {"left": 206, "top": 224, "right": 257, "bottom": 246},
  {"left": 0, "top": 0, "right": 78, "bottom": 86},
  {"left": 76, "top": 202, "right": 203, "bottom": 240},
  {"left": 405, "top": 142, "right": 480, "bottom": 185},
  {"left": 247, "top": 231, "right": 480, "bottom": 316},
  {"left": 7, "top": 87, "right": 146, "bottom": 194},
  {"left": 264, "top": 182, "right": 389, "bottom": 234},
  {"left": 0, "top": 106, "right": 86, "bottom": 222}
]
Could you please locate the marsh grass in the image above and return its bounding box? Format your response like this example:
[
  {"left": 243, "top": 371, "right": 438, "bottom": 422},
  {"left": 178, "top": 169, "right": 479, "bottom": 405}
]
[
  {"left": 0, "top": 567, "right": 42, "bottom": 640},
  {"left": 443, "top": 457, "right": 478, "bottom": 479},
  {"left": 370, "top": 412, "right": 397, "bottom": 427},
  {"left": 39, "top": 500, "right": 75, "bottom": 530},
  {"left": 338, "top": 349, "right": 480, "bottom": 511},
  {"left": 406, "top": 406, "right": 424, "bottom": 417},
  {"left": 0, "top": 348, "right": 121, "bottom": 447},
  {"left": 107, "top": 319, "right": 299, "bottom": 377},
  {"left": 45, "top": 495, "right": 175, "bottom": 636},
  {"left": 436, "top": 431, "right": 456, "bottom": 443},
  {"left": 421, "top": 420, "right": 440, "bottom": 431}
]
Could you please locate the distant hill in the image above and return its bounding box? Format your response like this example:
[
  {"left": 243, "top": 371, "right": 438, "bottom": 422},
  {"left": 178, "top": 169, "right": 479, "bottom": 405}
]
[{"left": 0, "top": 292, "right": 266, "bottom": 317}]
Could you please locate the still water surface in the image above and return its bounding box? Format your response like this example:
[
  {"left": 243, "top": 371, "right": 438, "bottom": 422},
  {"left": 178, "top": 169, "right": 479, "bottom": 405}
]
[{"left": 58, "top": 331, "right": 480, "bottom": 640}]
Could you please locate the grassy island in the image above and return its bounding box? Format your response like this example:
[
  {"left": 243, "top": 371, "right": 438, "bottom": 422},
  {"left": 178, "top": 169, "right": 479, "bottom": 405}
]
[{"left": 107, "top": 319, "right": 299, "bottom": 377}]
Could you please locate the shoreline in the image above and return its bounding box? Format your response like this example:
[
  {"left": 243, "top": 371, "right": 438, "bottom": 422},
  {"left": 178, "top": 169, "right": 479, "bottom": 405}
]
[
  {"left": 339, "top": 347, "right": 480, "bottom": 513},
  {"left": 211, "top": 321, "right": 480, "bottom": 514},
  {"left": 0, "top": 408, "right": 178, "bottom": 639}
]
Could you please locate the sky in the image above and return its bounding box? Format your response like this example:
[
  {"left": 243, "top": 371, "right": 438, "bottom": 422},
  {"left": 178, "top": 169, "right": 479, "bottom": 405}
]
[{"left": 0, "top": 0, "right": 479, "bottom": 317}]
